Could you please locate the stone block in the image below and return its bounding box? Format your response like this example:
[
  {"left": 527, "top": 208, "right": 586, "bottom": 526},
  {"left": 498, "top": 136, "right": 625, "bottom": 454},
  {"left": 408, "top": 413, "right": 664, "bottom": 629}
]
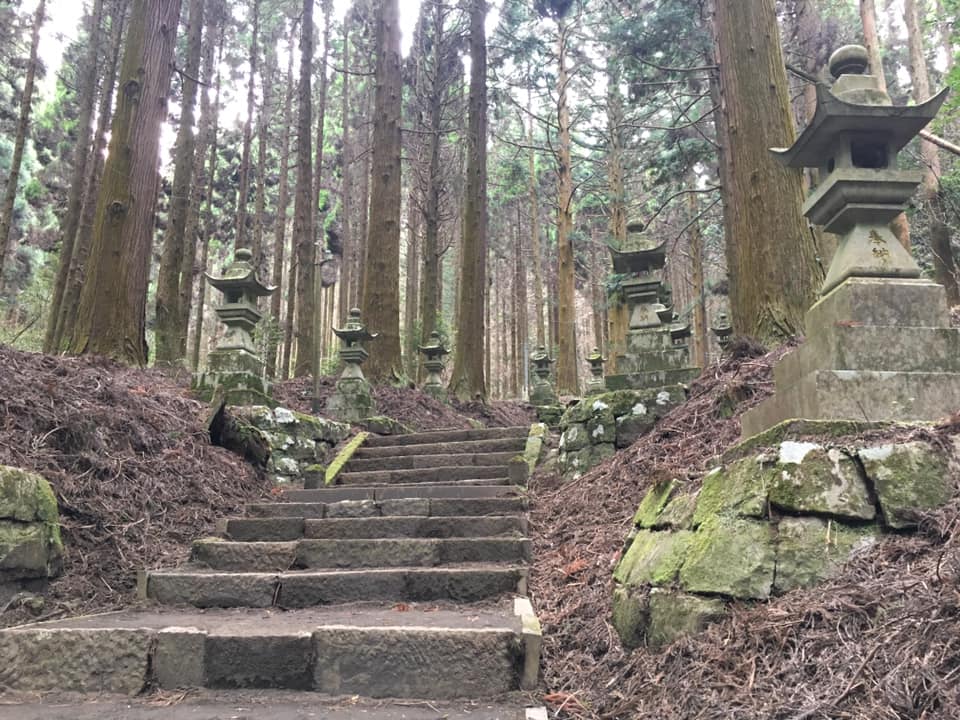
[
  {"left": 804, "top": 278, "right": 950, "bottom": 331},
  {"left": 611, "top": 584, "right": 649, "bottom": 649},
  {"left": 154, "top": 627, "right": 206, "bottom": 688},
  {"left": 325, "top": 499, "right": 380, "bottom": 518},
  {"left": 535, "top": 405, "right": 563, "bottom": 426},
  {"left": 615, "top": 413, "right": 655, "bottom": 448},
  {"left": 146, "top": 571, "right": 278, "bottom": 608},
  {"left": 191, "top": 539, "right": 296, "bottom": 572},
  {"left": 378, "top": 498, "right": 430, "bottom": 516},
  {"left": 205, "top": 633, "right": 314, "bottom": 689},
  {"left": 646, "top": 589, "right": 726, "bottom": 649},
  {"left": 586, "top": 411, "right": 616, "bottom": 444},
  {"left": 358, "top": 416, "right": 413, "bottom": 435},
  {"left": 294, "top": 539, "right": 440, "bottom": 568},
  {"left": 859, "top": 441, "right": 953, "bottom": 529},
  {"left": 0, "top": 521, "right": 62, "bottom": 580},
  {"left": 0, "top": 466, "right": 59, "bottom": 523},
  {"left": 769, "top": 443, "right": 875, "bottom": 520},
  {"left": 774, "top": 517, "right": 876, "bottom": 594},
  {"left": 692, "top": 461, "right": 771, "bottom": 527},
  {"left": 679, "top": 516, "right": 775, "bottom": 599},
  {"left": 522, "top": 423, "right": 548, "bottom": 474},
  {"left": 656, "top": 493, "right": 698, "bottom": 530},
  {"left": 632, "top": 479, "right": 679, "bottom": 528},
  {"left": 0, "top": 627, "right": 152, "bottom": 694},
  {"left": 559, "top": 423, "right": 589, "bottom": 452},
  {"left": 613, "top": 529, "right": 692, "bottom": 587}
]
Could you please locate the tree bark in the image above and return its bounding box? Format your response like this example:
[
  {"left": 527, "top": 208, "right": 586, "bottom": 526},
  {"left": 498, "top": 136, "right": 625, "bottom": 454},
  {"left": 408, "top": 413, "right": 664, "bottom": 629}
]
[
  {"left": 337, "top": 13, "right": 352, "bottom": 322},
  {"left": 555, "top": 16, "right": 578, "bottom": 395},
  {"left": 527, "top": 85, "right": 545, "bottom": 348},
  {"left": 0, "top": 0, "right": 46, "bottom": 280},
  {"left": 154, "top": 0, "right": 205, "bottom": 367},
  {"left": 68, "top": 0, "right": 183, "bottom": 365},
  {"left": 904, "top": 0, "right": 958, "bottom": 306},
  {"left": 292, "top": 0, "right": 315, "bottom": 377},
  {"left": 58, "top": 0, "right": 127, "bottom": 352},
  {"left": 360, "top": 0, "right": 404, "bottom": 382},
  {"left": 448, "top": 0, "right": 488, "bottom": 401},
  {"left": 712, "top": 0, "right": 822, "bottom": 345},
  {"left": 312, "top": 0, "right": 333, "bottom": 392},
  {"left": 45, "top": 0, "right": 103, "bottom": 353}
]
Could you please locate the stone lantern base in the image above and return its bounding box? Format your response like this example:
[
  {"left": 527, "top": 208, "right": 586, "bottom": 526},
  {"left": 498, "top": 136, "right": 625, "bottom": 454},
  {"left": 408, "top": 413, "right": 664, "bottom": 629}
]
[
  {"left": 326, "top": 377, "right": 375, "bottom": 424},
  {"left": 742, "top": 278, "right": 960, "bottom": 438},
  {"left": 194, "top": 348, "right": 273, "bottom": 407}
]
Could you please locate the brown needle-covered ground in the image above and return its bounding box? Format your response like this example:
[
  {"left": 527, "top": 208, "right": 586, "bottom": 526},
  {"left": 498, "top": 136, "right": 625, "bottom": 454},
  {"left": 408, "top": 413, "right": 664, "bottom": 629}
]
[{"left": 528, "top": 339, "right": 960, "bottom": 719}]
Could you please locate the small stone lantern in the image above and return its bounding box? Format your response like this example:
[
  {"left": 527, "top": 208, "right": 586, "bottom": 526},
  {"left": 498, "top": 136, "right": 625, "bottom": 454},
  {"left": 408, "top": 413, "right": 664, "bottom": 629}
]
[
  {"left": 529, "top": 345, "right": 558, "bottom": 406},
  {"left": 585, "top": 347, "right": 607, "bottom": 396},
  {"left": 195, "top": 247, "right": 275, "bottom": 406},
  {"left": 669, "top": 315, "right": 692, "bottom": 347},
  {"left": 770, "top": 44, "right": 948, "bottom": 295},
  {"left": 326, "top": 308, "right": 378, "bottom": 423},
  {"left": 418, "top": 331, "right": 450, "bottom": 401},
  {"left": 712, "top": 312, "right": 733, "bottom": 350}
]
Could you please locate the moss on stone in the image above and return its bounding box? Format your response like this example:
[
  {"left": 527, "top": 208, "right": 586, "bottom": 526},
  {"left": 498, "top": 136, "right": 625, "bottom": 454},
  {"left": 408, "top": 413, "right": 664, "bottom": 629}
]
[
  {"left": 325, "top": 432, "right": 370, "bottom": 485},
  {"left": 769, "top": 444, "right": 875, "bottom": 521},
  {"left": 691, "top": 460, "right": 771, "bottom": 528},
  {"left": 679, "top": 516, "right": 775, "bottom": 599},
  {"left": 859, "top": 441, "right": 953, "bottom": 529},
  {"left": 774, "top": 517, "right": 876, "bottom": 594},
  {"left": 613, "top": 529, "right": 692, "bottom": 587},
  {"left": 646, "top": 589, "right": 727, "bottom": 649},
  {"left": 656, "top": 492, "right": 698, "bottom": 530},
  {"left": 633, "top": 479, "right": 679, "bottom": 528},
  {"left": 0, "top": 466, "right": 59, "bottom": 523},
  {"left": 724, "top": 418, "right": 898, "bottom": 464},
  {"left": 611, "top": 584, "right": 649, "bottom": 649}
]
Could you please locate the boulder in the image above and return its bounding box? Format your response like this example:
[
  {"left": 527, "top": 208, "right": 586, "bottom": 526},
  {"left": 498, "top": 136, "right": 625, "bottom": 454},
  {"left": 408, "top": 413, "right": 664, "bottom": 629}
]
[
  {"left": 646, "top": 589, "right": 726, "bottom": 649},
  {"left": 692, "top": 461, "right": 770, "bottom": 527},
  {"left": 769, "top": 442, "right": 875, "bottom": 520},
  {"left": 774, "top": 517, "right": 876, "bottom": 594},
  {"left": 679, "top": 516, "right": 775, "bottom": 599},
  {"left": 859, "top": 441, "right": 953, "bottom": 529}
]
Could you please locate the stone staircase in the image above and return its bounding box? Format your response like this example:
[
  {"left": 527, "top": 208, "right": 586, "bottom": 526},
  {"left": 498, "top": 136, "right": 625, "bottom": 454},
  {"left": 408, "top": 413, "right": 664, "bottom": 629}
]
[{"left": 0, "top": 425, "right": 542, "bottom": 715}]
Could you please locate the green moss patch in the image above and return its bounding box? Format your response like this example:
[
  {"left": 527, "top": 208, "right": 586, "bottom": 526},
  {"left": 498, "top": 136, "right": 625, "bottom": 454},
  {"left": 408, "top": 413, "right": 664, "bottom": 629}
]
[{"left": 325, "top": 432, "right": 370, "bottom": 485}]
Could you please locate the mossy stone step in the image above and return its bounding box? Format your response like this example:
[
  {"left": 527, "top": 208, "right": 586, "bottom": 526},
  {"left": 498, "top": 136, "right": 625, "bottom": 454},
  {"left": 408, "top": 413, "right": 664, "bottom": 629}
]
[
  {"left": 353, "top": 437, "right": 527, "bottom": 459},
  {"left": 343, "top": 452, "right": 519, "bottom": 473},
  {"left": 363, "top": 427, "right": 529, "bottom": 448},
  {"left": 246, "top": 497, "right": 526, "bottom": 520},
  {"left": 335, "top": 465, "right": 510, "bottom": 486}
]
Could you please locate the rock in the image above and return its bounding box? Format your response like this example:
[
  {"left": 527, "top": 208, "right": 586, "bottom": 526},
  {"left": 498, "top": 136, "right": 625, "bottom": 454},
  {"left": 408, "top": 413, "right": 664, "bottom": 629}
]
[
  {"left": 646, "top": 589, "right": 726, "bottom": 649},
  {"left": 559, "top": 423, "right": 589, "bottom": 452},
  {"left": 522, "top": 424, "right": 548, "bottom": 474},
  {"left": 692, "top": 461, "right": 770, "bottom": 527},
  {"left": 632, "top": 479, "right": 679, "bottom": 528},
  {"left": 679, "top": 516, "right": 775, "bottom": 599},
  {"left": 615, "top": 413, "right": 655, "bottom": 448},
  {"left": 535, "top": 405, "right": 563, "bottom": 426},
  {"left": 613, "top": 529, "right": 692, "bottom": 587},
  {"left": 586, "top": 410, "right": 616, "bottom": 444},
  {"left": 769, "top": 442, "right": 875, "bottom": 520},
  {"left": 0, "top": 466, "right": 59, "bottom": 523},
  {"left": 656, "top": 493, "right": 698, "bottom": 530},
  {"left": 359, "top": 416, "right": 413, "bottom": 436},
  {"left": 611, "top": 584, "right": 649, "bottom": 648},
  {"left": 774, "top": 517, "right": 876, "bottom": 594},
  {"left": 859, "top": 441, "right": 953, "bottom": 529}
]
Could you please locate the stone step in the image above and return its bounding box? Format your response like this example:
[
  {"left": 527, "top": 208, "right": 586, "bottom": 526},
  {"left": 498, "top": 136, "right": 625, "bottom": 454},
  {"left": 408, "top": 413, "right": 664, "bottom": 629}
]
[
  {"left": 277, "top": 483, "right": 524, "bottom": 504},
  {"left": 0, "top": 603, "right": 539, "bottom": 699},
  {"left": 247, "top": 496, "right": 527, "bottom": 520},
  {"left": 344, "top": 451, "right": 519, "bottom": 473},
  {"left": 222, "top": 515, "right": 527, "bottom": 541},
  {"left": 190, "top": 537, "right": 531, "bottom": 571},
  {"left": 353, "top": 437, "right": 527, "bottom": 459},
  {"left": 143, "top": 566, "right": 528, "bottom": 607},
  {"left": 364, "top": 426, "right": 529, "bottom": 448},
  {"left": 336, "top": 465, "right": 509, "bottom": 486},
  {"left": 6, "top": 694, "right": 543, "bottom": 720}
]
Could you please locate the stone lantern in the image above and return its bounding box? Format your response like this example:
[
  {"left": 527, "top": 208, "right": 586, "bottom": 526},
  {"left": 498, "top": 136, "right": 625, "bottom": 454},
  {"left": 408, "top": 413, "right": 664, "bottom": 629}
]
[
  {"left": 529, "top": 345, "right": 558, "bottom": 406},
  {"left": 741, "top": 45, "right": 960, "bottom": 437},
  {"left": 585, "top": 347, "right": 607, "bottom": 396},
  {"left": 326, "top": 308, "right": 378, "bottom": 423},
  {"left": 711, "top": 312, "right": 733, "bottom": 350},
  {"left": 669, "top": 316, "right": 692, "bottom": 347},
  {"left": 194, "top": 247, "right": 275, "bottom": 406},
  {"left": 418, "top": 331, "right": 450, "bottom": 401}
]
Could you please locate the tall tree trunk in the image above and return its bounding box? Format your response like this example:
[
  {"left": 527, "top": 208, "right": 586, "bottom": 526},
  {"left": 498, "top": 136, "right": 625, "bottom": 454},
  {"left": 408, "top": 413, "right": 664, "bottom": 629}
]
[
  {"left": 555, "top": 17, "right": 578, "bottom": 395},
  {"left": 68, "top": 0, "right": 183, "bottom": 365},
  {"left": 154, "top": 0, "right": 205, "bottom": 367},
  {"left": 45, "top": 0, "right": 103, "bottom": 352},
  {"left": 448, "top": 0, "right": 488, "bottom": 401},
  {"left": 527, "top": 85, "right": 545, "bottom": 347},
  {"left": 859, "top": 0, "right": 910, "bottom": 249},
  {"left": 267, "top": 30, "right": 296, "bottom": 378},
  {"left": 904, "top": 0, "right": 959, "bottom": 306},
  {"left": 688, "top": 189, "right": 707, "bottom": 368},
  {"left": 0, "top": 0, "right": 45, "bottom": 280},
  {"left": 515, "top": 208, "right": 527, "bottom": 396},
  {"left": 590, "top": 226, "right": 603, "bottom": 351},
  {"left": 178, "top": 5, "right": 218, "bottom": 361},
  {"left": 312, "top": 0, "right": 333, "bottom": 391},
  {"left": 337, "top": 14, "right": 352, "bottom": 322},
  {"left": 58, "top": 0, "right": 127, "bottom": 351},
  {"left": 360, "top": 0, "right": 403, "bottom": 382},
  {"left": 353, "top": 81, "right": 372, "bottom": 309},
  {"left": 189, "top": 27, "right": 223, "bottom": 373},
  {"left": 292, "top": 0, "right": 315, "bottom": 377},
  {"left": 712, "top": 0, "right": 821, "bottom": 345},
  {"left": 234, "top": 0, "right": 259, "bottom": 253}
]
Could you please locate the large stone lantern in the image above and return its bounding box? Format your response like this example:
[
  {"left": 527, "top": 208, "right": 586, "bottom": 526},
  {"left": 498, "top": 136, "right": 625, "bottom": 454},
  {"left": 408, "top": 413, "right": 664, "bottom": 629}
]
[
  {"left": 326, "top": 308, "right": 378, "bottom": 423},
  {"left": 194, "top": 247, "right": 275, "bottom": 406},
  {"left": 741, "top": 45, "right": 960, "bottom": 437},
  {"left": 418, "top": 331, "right": 450, "bottom": 401},
  {"left": 529, "top": 345, "right": 558, "bottom": 406}
]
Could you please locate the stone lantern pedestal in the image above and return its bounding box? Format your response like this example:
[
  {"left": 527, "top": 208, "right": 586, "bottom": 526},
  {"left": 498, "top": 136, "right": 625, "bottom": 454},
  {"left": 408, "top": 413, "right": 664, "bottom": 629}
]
[
  {"left": 194, "top": 248, "right": 275, "bottom": 406},
  {"left": 418, "top": 331, "right": 449, "bottom": 401},
  {"left": 326, "top": 308, "right": 378, "bottom": 423},
  {"left": 742, "top": 46, "right": 960, "bottom": 437}
]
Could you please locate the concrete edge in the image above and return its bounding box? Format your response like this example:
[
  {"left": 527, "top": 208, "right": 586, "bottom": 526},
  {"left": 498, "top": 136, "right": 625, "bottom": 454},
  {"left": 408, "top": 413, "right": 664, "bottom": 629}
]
[
  {"left": 525, "top": 708, "right": 549, "bottom": 720},
  {"left": 513, "top": 597, "right": 542, "bottom": 691},
  {"left": 325, "top": 432, "right": 371, "bottom": 485}
]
